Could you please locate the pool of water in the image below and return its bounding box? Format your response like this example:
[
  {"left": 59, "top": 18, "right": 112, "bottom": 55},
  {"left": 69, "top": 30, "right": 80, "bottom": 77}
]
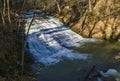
[{"left": 35, "top": 41, "right": 120, "bottom": 81}]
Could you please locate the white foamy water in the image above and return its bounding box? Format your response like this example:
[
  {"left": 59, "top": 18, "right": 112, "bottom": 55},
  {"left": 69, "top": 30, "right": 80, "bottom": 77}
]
[{"left": 25, "top": 10, "right": 96, "bottom": 66}]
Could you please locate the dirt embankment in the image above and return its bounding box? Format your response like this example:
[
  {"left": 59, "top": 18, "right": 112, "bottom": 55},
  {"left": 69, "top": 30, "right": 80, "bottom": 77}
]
[{"left": 54, "top": 0, "right": 120, "bottom": 41}]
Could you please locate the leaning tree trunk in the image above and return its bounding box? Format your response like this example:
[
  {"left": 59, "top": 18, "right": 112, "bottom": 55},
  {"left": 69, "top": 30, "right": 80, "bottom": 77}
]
[
  {"left": 0, "top": 0, "right": 6, "bottom": 27},
  {"left": 55, "top": 0, "right": 61, "bottom": 13},
  {"left": 0, "top": 10, "right": 6, "bottom": 27}
]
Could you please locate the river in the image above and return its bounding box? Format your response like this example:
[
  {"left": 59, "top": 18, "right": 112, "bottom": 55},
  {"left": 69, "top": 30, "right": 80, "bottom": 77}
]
[{"left": 25, "top": 10, "right": 120, "bottom": 81}]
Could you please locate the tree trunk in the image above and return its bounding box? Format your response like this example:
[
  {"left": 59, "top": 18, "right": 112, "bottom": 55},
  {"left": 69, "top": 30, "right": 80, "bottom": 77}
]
[
  {"left": 7, "top": 0, "right": 11, "bottom": 25},
  {"left": 88, "top": 0, "right": 92, "bottom": 12},
  {"left": 3, "top": 0, "right": 6, "bottom": 15},
  {"left": 0, "top": 10, "right": 6, "bottom": 27},
  {"left": 79, "top": 8, "right": 88, "bottom": 32},
  {"left": 55, "top": 0, "right": 61, "bottom": 13},
  {"left": 0, "top": 0, "right": 6, "bottom": 27},
  {"left": 21, "top": 0, "right": 26, "bottom": 11}
]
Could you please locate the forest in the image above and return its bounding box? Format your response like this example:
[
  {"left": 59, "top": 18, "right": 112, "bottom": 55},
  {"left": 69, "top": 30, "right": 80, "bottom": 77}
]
[{"left": 0, "top": 0, "right": 120, "bottom": 81}]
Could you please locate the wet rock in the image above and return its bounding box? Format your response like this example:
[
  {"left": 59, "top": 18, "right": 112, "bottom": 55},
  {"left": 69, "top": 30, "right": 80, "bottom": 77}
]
[
  {"left": 115, "top": 53, "right": 120, "bottom": 61},
  {"left": 102, "top": 77, "right": 116, "bottom": 81}
]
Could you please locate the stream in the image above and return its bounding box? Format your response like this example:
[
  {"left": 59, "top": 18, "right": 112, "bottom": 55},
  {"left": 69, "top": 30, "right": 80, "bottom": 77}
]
[{"left": 25, "top": 10, "right": 120, "bottom": 81}]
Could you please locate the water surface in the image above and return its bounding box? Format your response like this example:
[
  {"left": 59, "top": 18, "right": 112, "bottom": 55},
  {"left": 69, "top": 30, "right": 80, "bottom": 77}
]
[{"left": 36, "top": 41, "right": 120, "bottom": 81}]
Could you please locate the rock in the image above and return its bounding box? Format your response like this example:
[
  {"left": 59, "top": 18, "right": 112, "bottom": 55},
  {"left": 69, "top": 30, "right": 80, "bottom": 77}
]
[
  {"left": 100, "top": 69, "right": 120, "bottom": 81},
  {"left": 102, "top": 77, "right": 116, "bottom": 81},
  {"left": 115, "top": 53, "right": 120, "bottom": 61}
]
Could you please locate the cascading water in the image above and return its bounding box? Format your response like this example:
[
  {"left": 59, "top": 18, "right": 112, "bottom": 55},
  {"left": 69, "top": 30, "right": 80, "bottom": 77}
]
[{"left": 25, "top": 10, "right": 96, "bottom": 66}]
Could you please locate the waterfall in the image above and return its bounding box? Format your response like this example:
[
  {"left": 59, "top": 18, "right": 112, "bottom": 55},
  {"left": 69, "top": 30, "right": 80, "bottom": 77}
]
[{"left": 25, "top": 10, "right": 96, "bottom": 66}]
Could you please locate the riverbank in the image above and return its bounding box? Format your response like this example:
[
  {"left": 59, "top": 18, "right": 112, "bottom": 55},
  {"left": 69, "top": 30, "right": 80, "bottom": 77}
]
[
  {"left": 38, "top": 0, "right": 120, "bottom": 41},
  {"left": 0, "top": 22, "right": 35, "bottom": 81}
]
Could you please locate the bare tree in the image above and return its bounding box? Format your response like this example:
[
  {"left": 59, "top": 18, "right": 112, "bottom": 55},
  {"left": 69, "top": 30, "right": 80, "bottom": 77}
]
[
  {"left": 55, "top": 0, "right": 61, "bottom": 13},
  {"left": 3, "top": 0, "right": 6, "bottom": 15},
  {"left": 7, "top": 0, "right": 11, "bottom": 25},
  {"left": 88, "top": 0, "right": 92, "bottom": 12},
  {"left": 0, "top": 0, "right": 6, "bottom": 27}
]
